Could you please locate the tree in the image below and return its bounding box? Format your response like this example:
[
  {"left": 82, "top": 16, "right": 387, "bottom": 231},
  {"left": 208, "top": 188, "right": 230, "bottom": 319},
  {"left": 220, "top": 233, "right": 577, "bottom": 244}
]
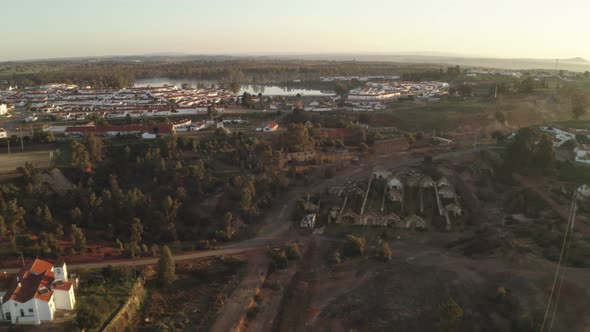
[
  {"left": 0, "top": 216, "right": 6, "bottom": 240},
  {"left": 85, "top": 134, "right": 104, "bottom": 162},
  {"left": 573, "top": 103, "right": 587, "bottom": 120},
  {"left": 343, "top": 234, "right": 365, "bottom": 257},
  {"left": 494, "top": 111, "right": 506, "bottom": 124},
  {"left": 241, "top": 92, "right": 253, "bottom": 108},
  {"left": 518, "top": 78, "right": 538, "bottom": 93},
  {"left": 157, "top": 245, "right": 176, "bottom": 286},
  {"left": 70, "top": 140, "right": 90, "bottom": 170},
  {"left": 585, "top": 71, "right": 590, "bottom": 79},
  {"left": 17, "top": 161, "right": 41, "bottom": 188},
  {"left": 128, "top": 218, "right": 144, "bottom": 258},
  {"left": 223, "top": 212, "right": 234, "bottom": 240},
  {"left": 576, "top": 134, "right": 590, "bottom": 144},
  {"left": 504, "top": 127, "right": 543, "bottom": 171},
  {"left": 446, "top": 65, "right": 461, "bottom": 77},
  {"left": 286, "top": 242, "right": 301, "bottom": 260},
  {"left": 456, "top": 84, "right": 472, "bottom": 97},
  {"left": 269, "top": 249, "right": 288, "bottom": 270},
  {"left": 42, "top": 205, "right": 53, "bottom": 225},
  {"left": 359, "top": 143, "right": 369, "bottom": 153},
  {"left": 76, "top": 295, "right": 112, "bottom": 330},
  {"left": 533, "top": 134, "right": 555, "bottom": 169},
  {"left": 437, "top": 298, "right": 463, "bottom": 332},
  {"left": 6, "top": 199, "right": 26, "bottom": 235},
  {"left": 334, "top": 82, "right": 352, "bottom": 97},
  {"left": 207, "top": 102, "right": 218, "bottom": 120},
  {"left": 71, "top": 224, "right": 87, "bottom": 253},
  {"left": 229, "top": 82, "right": 241, "bottom": 94},
  {"left": 330, "top": 250, "right": 342, "bottom": 264},
  {"left": 162, "top": 196, "right": 180, "bottom": 241},
  {"left": 282, "top": 123, "right": 315, "bottom": 152},
  {"left": 240, "top": 180, "right": 256, "bottom": 216},
  {"left": 379, "top": 242, "right": 393, "bottom": 261},
  {"left": 70, "top": 207, "right": 82, "bottom": 223}
]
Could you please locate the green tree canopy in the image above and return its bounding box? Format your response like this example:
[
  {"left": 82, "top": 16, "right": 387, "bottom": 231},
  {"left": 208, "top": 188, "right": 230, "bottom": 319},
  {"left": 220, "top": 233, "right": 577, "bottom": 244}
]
[
  {"left": 70, "top": 140, "right": 90, "bottom": 170},
  {"left": 71, "top": 224, "right": 87, "bottom": 253},
  {"left": 157, "top": 245, "right": 176, "bottom": 286}
]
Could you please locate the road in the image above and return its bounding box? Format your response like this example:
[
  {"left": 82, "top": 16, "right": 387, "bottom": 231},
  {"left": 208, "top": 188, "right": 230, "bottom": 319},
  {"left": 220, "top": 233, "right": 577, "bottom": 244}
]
[
  {"left": 0, "top": 145, "right": 497, "bottom": 275},
  {"left": 0, "top": 150, "right": 53, "bottom": 172}
]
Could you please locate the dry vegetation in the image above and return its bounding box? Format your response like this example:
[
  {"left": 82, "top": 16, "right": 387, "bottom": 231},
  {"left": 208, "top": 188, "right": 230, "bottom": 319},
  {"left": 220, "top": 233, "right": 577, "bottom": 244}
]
[{"left": 137, "top": 257, "right": 246, "bottom": 331}]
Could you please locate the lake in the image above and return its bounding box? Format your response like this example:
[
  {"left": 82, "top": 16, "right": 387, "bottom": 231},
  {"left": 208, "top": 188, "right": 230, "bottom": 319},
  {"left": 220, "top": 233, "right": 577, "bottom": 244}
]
[{"left": 134, "top": 78, "right": 334, "bottom": 96}]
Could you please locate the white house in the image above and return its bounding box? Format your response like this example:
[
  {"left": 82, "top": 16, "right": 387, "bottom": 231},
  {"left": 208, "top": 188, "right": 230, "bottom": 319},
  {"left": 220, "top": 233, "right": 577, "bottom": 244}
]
[
  {"left": 0, "top": 259, "right": 76, "bottom": 325},
  {"left": 0, "top": 128, "right": 7, "bottom": 139},
  {"left": 540, "top": 126, "right": 575, "bottom": 147},
  {"left": 386, "top": 177, "right": 403, "bottom": 191},
  {"left": 575, "top": 145, "right": 590, "bottom": 164},
  {"left": 300, "top": 213, "right": 316, "bottom": 229},
  {"left": 577, "top": 184, "right": 590, "bottom": 198},
  {"left": 0, "top": 104, "right": 7, "bottom": 115},
  {"left": 141, "top": 132, "right": 157, "bottom": 140},
  {"left": 264, "top": 122, "right": 279, "bottom": 132}
]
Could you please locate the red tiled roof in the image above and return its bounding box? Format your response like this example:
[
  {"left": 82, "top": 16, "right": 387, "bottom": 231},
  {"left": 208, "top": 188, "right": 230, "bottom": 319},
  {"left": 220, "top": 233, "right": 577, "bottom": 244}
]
[
  {"left": 65, "top": 124, "right": 173, "bottom": 134},
  {"left": 320, "top": 128, "right": 356, "bottom": 139},
  {"left": 2, "top": 259, "right": 59, "bottom": 303},
  {"left": 52, "top": 281, "right": 73, "bottom": 291}
]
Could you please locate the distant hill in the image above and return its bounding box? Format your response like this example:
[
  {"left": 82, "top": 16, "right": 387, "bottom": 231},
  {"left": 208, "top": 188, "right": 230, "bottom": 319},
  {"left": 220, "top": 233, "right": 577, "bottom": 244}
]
[
  {"left": 4, "top": 53, "right": 590, "bottom": 72},
  {"left": 271, "top": 53, "right": 590, "bottom": 72}
]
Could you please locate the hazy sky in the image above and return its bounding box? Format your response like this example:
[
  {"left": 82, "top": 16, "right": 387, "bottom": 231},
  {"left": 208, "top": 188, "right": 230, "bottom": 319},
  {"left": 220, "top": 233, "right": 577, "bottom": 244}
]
[{"left": 3, "top": 0, "right": 589, "bottom": 61}]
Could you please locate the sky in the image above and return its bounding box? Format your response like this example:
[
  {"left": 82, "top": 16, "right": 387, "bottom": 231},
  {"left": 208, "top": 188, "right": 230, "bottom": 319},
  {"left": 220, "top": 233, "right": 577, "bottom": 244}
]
[{"left": 3, "top": 0, "right": 590, "bottom": 61}]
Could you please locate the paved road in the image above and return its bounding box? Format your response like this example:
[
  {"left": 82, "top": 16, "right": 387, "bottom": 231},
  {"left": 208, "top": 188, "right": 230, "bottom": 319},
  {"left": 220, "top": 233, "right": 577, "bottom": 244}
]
[
  {"left": 1, "top": 145, "right": 498, "bottom": 275},
  {"left": 0, "top": 150, "right": 53, "bottom": 172}
]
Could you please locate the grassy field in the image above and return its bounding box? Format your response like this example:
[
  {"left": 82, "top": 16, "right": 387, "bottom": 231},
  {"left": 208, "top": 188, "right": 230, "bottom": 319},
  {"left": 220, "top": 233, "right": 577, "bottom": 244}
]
[
  {"left": 373, "top": 100, "right": 491, "bottom": 132},
  {"left": 549, "top": 119, "right": 590, "bottom": 129}
]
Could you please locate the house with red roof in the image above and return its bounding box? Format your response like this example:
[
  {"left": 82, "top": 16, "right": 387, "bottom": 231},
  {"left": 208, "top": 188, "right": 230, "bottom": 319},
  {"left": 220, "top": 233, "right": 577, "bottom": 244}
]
[
  {"left": 0, "top": 259, "right": 75, "bottom": 325},
  {"left": 264, "top": 122, "right": 279, "bottom": 132}
]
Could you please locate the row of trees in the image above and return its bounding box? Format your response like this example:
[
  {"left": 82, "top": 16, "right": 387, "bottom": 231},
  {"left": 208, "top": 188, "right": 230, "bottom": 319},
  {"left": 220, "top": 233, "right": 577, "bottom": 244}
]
[
  {"left": 1, "top": 59, "right": 437, "bottom": 88},
  {"left": 1, "top": 128, "right": 292, "bottom": 260}
]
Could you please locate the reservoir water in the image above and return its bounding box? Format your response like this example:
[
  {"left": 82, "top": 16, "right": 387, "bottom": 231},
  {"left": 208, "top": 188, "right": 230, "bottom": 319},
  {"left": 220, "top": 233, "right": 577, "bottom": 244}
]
[{"left": 134, "top": 78, "right": 334, "bottom": 96}]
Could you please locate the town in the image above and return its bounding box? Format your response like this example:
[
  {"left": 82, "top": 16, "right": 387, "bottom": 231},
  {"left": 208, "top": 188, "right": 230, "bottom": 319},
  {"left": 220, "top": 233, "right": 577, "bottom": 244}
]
[{"left": 2, "top": 1, "right": 590, "bottom": 331}]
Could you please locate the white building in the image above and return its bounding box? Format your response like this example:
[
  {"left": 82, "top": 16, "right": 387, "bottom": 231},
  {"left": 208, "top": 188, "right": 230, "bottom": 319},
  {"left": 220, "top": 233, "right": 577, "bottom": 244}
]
[
  {"left": 0, "top": 128, "right": 7, "bottom": 139},
  {"left": 540, "top": 126, "right": 575, "bottom": 147},
  {"left": 577, "top": 184, "right": 590, "bottom": 198},
  {"left": 0, "top": 104, "right": 7, "bottom": 115},
  {"left": 142, "top": 132, "right": 157, "bottom": 140},
  {"left": 575, "top": 145, "right": 590, "bottom": 164},
  {"left": 264, "top": 122, "right": 279, "bottom": 132},
  {"left": 0, "top": 259, "right": 76, "bottom": 325},
  {"left": 300, "top": 214, "right": 316, "bottom": 229}
]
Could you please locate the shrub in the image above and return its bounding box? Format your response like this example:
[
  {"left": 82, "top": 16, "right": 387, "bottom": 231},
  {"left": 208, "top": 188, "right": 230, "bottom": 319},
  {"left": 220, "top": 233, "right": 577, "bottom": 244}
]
[
  {"left": 343, "top": 234, "right": 365, "bottom": 257},
  {"left": 379, "top": 242, "right": 393, "bottom": 262},
  {"left": 437, "top": 298, "right": 463, "bottom": 332},
  {"left": 76, "top": 295, "right": 114, "bottom": 330},
  {"left": 330, "top": 250, "right": 342, "bottom": 264},
  {"left": 269, "top": 249, "right": 288, "bottom": 270},
  {"left": 246, "top": 304, "right": 260, "bottom": 320},
  {"left": 286, "top": 242, "right": 301, "bottom": 260}
]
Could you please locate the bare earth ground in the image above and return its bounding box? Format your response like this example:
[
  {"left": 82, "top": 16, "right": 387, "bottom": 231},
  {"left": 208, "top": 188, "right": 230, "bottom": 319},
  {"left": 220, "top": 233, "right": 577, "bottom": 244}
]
[{"left": 274, "top": 232, "right": 590, "bottom": 332}]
